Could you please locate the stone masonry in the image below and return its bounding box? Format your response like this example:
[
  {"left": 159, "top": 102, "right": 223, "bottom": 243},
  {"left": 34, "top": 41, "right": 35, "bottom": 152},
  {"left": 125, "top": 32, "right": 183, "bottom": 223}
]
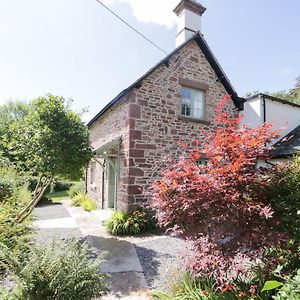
[{"left": 87, "top": 39, "right": 238, "bottom": 211}]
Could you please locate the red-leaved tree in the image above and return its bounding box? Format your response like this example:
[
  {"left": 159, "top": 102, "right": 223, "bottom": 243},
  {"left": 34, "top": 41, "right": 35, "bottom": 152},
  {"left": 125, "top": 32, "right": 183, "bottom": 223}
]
[{"left": 151, "top": 96, "right": 286, "bottom": 283}]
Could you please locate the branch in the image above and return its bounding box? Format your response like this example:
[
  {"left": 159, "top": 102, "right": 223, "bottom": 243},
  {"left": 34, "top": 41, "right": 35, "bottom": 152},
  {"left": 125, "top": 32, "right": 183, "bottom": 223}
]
[{"left": 14, "top": 175, "right": 53, "bottom": 224}]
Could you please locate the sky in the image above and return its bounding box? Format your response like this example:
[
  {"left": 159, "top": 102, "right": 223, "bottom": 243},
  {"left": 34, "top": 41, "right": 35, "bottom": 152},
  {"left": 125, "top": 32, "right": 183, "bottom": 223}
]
[{"left": 0, "top": 0, "right": 299, "bottom": 122}]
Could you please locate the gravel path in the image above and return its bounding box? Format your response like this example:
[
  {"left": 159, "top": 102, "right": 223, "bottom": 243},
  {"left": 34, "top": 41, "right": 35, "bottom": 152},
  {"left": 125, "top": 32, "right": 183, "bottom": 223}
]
[
  {"left": 34, "top": 202, "right": 70, "bottom": 220},
  {"left": 135, "top": 236, "right": 191, "bottom": 292},
  {"left": 33, "top": 201, "right": 83, "bottom": 245}
]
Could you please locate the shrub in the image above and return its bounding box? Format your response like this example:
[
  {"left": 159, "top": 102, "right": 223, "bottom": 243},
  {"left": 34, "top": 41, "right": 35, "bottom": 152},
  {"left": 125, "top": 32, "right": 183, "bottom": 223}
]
[
  {"left": 0, "top": 179, "right": 13, "bottom": 201},
  {"left": 0, "top": 239, "right": 107, "bottom": 300},
  {"left": 68, "top": 181, "right": 85, "bottom": 198},
  {"left": 0, "top": 185, "right": 33, "bottom": 270},
  {"left": 152, "top": 271, "right": 279, "bottom": 300},
  {"left": 272, "top": 269, "right": 300, "bottom": 300},
  {"left": 152, "top": 273, "right": 215, "bottom": 300},
  {"left": 82, "top": 198, "right": 97, "bottom": 212},
  {"left": 52, "top": 180, "right": 74, "bottom": 192},
  {"left": 151, "top": 96, "right": 283, "bottom": 285},
  {"left": 266, "top": 155, "right": 300, "bottom": 241},
  {"left": 106, "top": 209, "right": 156, "bottom": 236},
  {"left": 72, "top": 192, "right": 97, "bottom": 211},
  {"left": 72, "top": 193, "right": 83, "bottom": 206}
]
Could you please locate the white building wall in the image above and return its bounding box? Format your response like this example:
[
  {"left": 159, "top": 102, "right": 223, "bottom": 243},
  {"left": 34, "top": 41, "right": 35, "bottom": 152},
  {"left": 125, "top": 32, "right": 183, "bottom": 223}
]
[
  {"left": 241, "top": 96, "right": 263, "bottom": 128},
  {"left": 241, "top": 95, "right": 300, "bottom": 143},
  {"left": 265, "top": 99, "right": 300, "bottom": 140}
]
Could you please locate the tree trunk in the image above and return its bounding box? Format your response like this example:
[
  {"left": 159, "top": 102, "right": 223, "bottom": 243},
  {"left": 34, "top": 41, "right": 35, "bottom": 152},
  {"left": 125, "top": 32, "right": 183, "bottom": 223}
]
[{"left": 14, "top": 176, "right": 53, "bottom": 224}]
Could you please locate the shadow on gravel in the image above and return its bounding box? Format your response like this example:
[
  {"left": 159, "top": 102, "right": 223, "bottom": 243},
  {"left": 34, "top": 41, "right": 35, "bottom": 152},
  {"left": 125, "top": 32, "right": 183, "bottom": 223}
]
[
  {"left": 134, "top": 244, "right": 174, "bottom": 288},
  {"left": 134, "top": 236, "right": 192, "bottom": 291}
]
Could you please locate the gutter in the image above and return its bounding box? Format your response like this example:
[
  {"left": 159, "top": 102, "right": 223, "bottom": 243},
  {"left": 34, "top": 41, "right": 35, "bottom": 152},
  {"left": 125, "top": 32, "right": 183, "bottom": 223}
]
[{"left": 262, "top": 94, "right": 266, "bottom": 123}]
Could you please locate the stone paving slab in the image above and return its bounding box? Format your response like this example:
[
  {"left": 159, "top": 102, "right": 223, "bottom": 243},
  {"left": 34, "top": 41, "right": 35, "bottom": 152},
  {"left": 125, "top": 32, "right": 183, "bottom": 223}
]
[
  {"left": 86, "top": 235, "right": 144, "bottom": 273},
  {"left": 34, "top": 228, "right": 83, "bottom": 245},
  {"left": 34, "top": 203, "right": 70, "bottom": 220},
  {"left": 102, "top": 272, "right": 149, "bottom": 299},
  {"left": 32, "top": 217, "right": 78, "bottom": 229}
]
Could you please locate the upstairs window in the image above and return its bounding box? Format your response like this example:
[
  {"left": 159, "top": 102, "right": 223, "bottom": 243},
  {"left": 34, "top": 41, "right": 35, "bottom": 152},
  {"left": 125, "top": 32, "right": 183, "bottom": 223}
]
[{"left": 181, "top": 86, "right": 205, "bottom": 120}]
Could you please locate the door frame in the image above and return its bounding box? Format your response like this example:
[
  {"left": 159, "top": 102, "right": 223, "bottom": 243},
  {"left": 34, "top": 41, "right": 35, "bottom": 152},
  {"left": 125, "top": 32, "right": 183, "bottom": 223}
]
[
  {"left": 106, "top": 156, "right": 119, "bottom": 210},
  {"left": 93, "top": 137, "right": 121, "bottom": 211}
]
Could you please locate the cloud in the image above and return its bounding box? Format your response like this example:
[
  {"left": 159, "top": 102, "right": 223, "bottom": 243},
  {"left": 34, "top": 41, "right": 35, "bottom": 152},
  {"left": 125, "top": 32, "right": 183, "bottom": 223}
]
[{"left": 103, "top": 0, "right": 178, "bottom": 29}]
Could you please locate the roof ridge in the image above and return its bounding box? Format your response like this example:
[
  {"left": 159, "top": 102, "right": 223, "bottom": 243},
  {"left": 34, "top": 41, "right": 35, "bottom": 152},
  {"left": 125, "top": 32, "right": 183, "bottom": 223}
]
[{"left": 87, "top": 32, "right": 243, "bottom": 127}]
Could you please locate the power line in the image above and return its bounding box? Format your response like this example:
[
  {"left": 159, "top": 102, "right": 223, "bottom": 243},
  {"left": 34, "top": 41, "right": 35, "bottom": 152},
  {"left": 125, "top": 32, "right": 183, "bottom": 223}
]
[{"left": 94, "top": 0, "right": 168, "bottom": 55}]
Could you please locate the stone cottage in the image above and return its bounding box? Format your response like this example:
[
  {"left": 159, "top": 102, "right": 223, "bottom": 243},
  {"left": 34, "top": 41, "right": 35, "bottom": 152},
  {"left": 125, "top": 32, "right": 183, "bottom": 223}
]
[{"left": 86, "top": 0, "right": 245, "bottom": 211}]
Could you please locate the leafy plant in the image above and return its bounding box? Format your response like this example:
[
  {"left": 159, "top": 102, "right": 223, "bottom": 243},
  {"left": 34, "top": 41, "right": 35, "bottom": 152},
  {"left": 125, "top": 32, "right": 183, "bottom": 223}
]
[
  {"left": 262, "top": 280, "right": 283, "bottom": 292},
  {"left": 68, "top": 181, "right": 85, "bottom": 198},
  {"left": 151, "top": 96, "right": 282, "bottom": 285},
  {"left": 81, "top": 198, "right": 97, "bottom": 212},
  {"left": 51, "top": 180, "right": 74, "bottom": 192},
  {"left": 272, "top": 269, "right": 300, "bottom": 300},
  {"left": 152, "top": 272, "right": 268, "bottom": 300},
  {"left": 0, "top": 239, "right": 108, "bottom": 300},
  {"left": 3, "top": 95, "right": 92, "bottom": 223},
  {"left": 0, "top": 179, "right": 13, "bottom": 201},
  {"left": 72, "top": 193, "right": 97, "bottom": 211},
  {"left": 0, "top": 167, "right": 33, "bottom": 269},
  {"left": 106, "top": 209, "right": 156, "bottom": 236},
  {"left": 267, "top": 155, "right": 300, "bottom": 241}
]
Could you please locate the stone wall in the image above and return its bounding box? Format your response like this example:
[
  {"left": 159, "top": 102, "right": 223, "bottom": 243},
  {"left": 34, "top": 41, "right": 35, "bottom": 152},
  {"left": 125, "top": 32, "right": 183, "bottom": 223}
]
[
  {"left": 126, "top": 40, "right": 238, "bottom": 208},
  {"left": 87, "top": 40, "right": 238, "bottom": 211},
  {"left": 87, "top": 93, "right": 133, "bottom": 211}
]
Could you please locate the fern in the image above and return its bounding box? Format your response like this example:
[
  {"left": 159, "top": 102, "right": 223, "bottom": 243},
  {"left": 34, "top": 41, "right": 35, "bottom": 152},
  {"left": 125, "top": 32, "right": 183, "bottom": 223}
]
[{"left": 0, "top": 239, "right": 108, "bottom": 300}]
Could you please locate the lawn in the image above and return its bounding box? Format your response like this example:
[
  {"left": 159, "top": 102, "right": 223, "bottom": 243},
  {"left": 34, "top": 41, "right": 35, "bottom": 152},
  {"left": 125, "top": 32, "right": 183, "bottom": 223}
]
[{"left": 46, "top": 190, "right": 69, "bottom": 203}]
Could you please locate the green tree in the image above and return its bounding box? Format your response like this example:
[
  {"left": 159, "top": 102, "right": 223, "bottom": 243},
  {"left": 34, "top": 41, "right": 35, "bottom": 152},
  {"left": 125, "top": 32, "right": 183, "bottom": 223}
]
[
  {"left": 6, "top": 94, "right": 91, "bottom": 223},
  {"left": 0, "top": 100, "right": 30, "bottom": 160},
  {"left": 246, "top": 76, "right": 300, "bottom": 105}
]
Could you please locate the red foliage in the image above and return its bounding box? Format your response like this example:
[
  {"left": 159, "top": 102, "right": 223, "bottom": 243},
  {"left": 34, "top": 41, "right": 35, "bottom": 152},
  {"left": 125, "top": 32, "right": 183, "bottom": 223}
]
[{"left": 151, "top": 96, "right": 286, "bottom": 283}]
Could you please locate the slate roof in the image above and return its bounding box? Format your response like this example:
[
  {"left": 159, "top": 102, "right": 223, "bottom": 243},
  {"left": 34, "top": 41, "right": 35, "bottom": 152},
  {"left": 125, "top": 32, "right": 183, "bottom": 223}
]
[
  {"left": 87, "top": 32, "right": 245, "bottom": 127},
  {"left": 246, "top": 93, "right": 300, "bottom": 109},
  {"left": 272, "top": 125, "right": 300, "bottom": 157}
]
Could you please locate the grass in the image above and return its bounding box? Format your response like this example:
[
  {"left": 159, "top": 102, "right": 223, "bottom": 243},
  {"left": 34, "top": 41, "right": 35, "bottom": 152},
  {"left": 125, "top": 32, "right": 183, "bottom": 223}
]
[{"left": 46, "top": 190, "right": 69, "bottom": 203}]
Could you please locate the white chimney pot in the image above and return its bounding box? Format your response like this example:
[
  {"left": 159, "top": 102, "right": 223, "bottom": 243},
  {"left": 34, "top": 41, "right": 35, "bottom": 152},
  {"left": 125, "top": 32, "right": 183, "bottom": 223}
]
[{"left": 173, "top": 0, "right": 206, "bottom": 47}]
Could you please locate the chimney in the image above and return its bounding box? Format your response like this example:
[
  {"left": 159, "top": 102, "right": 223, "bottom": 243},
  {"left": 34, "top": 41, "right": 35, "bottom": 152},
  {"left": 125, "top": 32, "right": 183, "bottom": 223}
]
[{"left": 173, "top": 0, "right": 206, "bottom": 47}]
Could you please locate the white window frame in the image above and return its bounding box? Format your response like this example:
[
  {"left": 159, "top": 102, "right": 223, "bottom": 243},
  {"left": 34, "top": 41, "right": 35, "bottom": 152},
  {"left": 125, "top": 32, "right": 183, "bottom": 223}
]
[{"left": 181, "top": 86, "right": 205, "bottom": 120}]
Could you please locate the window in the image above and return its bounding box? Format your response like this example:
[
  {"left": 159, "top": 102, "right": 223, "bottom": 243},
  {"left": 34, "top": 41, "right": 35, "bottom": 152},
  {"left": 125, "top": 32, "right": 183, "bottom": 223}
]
[
  {"left": 181, "top": 86, "right": 205, "bottom": 120},
  {"left": 90, "top": 161, "right": 97, "bottom": 185},
  {"left": 197, "top": 158, "right": 208, "bottom": 166}
]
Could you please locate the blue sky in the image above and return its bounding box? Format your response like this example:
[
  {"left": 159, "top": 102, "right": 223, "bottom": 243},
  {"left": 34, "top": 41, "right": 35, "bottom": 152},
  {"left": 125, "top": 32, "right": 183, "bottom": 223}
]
[{"left": 0, "top": 0, "right": 299, "bottom": 122}]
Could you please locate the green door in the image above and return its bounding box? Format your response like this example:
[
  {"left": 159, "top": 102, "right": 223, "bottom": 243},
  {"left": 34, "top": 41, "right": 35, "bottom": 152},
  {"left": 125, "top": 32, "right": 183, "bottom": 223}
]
[{"left": 108, "top": 158, "right": 117, "bottom": 209}]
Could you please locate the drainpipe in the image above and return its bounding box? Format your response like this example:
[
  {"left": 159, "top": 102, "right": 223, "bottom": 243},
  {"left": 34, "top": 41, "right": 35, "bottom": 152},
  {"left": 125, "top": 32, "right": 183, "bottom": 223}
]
[{"left": 262, "top": 94, "right": 266, "bottom": 123}]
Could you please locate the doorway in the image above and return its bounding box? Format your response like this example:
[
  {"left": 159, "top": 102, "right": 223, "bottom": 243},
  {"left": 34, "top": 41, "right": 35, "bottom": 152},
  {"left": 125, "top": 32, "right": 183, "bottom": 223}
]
[{"left": 107, "top": 157, "right": 117, "bottom": 209}]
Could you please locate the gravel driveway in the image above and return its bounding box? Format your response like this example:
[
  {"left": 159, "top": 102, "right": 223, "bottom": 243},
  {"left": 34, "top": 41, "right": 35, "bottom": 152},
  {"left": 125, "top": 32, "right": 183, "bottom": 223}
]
[{"left": 135, "top": 236, "right": 191, "bottom": 292}]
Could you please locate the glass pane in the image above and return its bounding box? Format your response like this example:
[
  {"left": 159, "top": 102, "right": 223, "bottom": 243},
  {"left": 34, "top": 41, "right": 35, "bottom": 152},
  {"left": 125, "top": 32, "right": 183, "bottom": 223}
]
[
  {"left": 193, "top": 108, "right": 203, "bottom": 119},
  {"left": 191, "top": 89, "right": 204, "bottom": 119},
  {"left": 181, "top": 87, "right": 205, "bottom": 119},
  {"left": 182, "top": 87, "right": 191, "bottom": 99},
  {"left": 182, "top": 102, "right": 191, "bottom": 116}
]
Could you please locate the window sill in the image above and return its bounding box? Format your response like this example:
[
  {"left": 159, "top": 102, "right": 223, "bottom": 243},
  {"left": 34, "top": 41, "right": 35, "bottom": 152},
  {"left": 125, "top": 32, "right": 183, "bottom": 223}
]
[{"left": 178, "top": 115, "right": 210, "bottom": 125}]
